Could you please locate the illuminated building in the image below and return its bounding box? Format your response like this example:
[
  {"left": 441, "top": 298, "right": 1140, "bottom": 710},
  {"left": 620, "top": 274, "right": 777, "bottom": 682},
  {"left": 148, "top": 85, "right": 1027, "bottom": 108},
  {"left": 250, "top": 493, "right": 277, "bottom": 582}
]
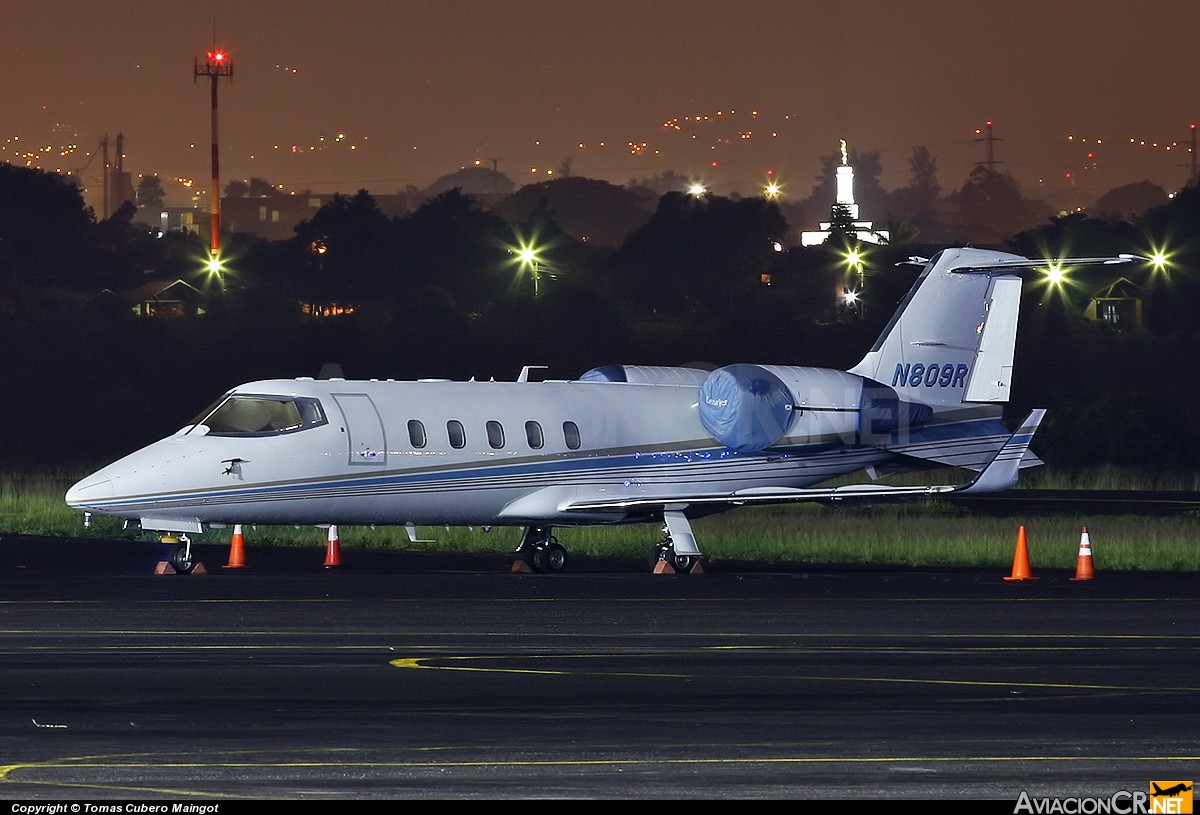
[{"left": 801, "top": 139, "right": 889, "bottom": 247}]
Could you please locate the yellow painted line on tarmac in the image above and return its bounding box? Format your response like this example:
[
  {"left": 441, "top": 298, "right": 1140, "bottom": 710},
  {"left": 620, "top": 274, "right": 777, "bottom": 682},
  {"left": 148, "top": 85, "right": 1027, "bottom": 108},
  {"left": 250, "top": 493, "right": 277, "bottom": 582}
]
[
  {"left": 390, "top": 653, "right": 1200, "bottom": 692},
  {"left": 6, "top": 753, "right": 1200, "bottom": 777},
  {"left": 0, "top": 754, "right": 253, "bottom": 798},
  {"left": 389, "top": 656, "right": 689, "bottom": 678}
]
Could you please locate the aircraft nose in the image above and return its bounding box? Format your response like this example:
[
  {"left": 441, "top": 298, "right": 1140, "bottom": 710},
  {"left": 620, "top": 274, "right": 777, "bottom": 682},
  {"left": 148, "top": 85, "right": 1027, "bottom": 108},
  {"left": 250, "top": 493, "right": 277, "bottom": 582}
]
[{"left": 65, "top": 473, "right": 114, "bottom": 507}]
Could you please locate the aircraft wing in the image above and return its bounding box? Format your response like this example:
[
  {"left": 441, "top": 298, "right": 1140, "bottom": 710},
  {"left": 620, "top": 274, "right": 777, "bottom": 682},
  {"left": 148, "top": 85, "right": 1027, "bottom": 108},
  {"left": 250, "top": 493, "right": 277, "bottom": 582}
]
[{"left": 562, "top": 410, "right": 1045, "bottom": 513}]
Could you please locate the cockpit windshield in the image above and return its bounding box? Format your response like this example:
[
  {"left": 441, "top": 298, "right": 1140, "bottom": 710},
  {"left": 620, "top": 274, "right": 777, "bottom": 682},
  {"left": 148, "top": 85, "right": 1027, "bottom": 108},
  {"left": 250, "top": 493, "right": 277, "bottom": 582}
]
[{"left": 189, "top": 395, "right": 327, "bottom": 436}]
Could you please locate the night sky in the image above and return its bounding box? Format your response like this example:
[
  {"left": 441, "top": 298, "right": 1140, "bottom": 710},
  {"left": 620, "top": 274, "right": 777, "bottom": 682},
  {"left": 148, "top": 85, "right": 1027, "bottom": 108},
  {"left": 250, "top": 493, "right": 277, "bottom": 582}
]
[{"left": 4, "top": 0, "right": 1199, "bottom": 209}]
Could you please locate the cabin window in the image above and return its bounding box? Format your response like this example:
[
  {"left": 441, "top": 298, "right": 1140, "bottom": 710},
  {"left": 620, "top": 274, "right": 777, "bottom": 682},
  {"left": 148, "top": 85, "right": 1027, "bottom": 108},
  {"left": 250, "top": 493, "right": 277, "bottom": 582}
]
[
  {"left": 486, "top": 420, "right": 505, "bottom": 449},
  {"left": 563, "top": 421, "right": 581, "bottom": 450},
  {"left": 195, "top": 395, "right": 328, "bottom": 437},
  {"left": 407, "top": 419, "right": 427, "bottom": 449},
  {"left": 447, "top": 420, "right": 466, "bottom": 449},
  {"left": 525, "top": 420, "right": 544, "bottom": 449}
]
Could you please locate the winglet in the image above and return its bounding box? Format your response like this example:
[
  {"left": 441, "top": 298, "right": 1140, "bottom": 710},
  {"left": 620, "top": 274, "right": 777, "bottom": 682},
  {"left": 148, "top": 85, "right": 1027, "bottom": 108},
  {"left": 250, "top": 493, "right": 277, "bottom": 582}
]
[{"left": 956, "top": 409, "right": 1046, "bottom": 495}]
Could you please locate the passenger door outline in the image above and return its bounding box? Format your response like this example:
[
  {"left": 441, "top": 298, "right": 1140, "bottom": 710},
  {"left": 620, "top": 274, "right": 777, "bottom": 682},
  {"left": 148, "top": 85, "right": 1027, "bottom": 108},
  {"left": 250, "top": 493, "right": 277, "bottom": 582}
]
[{"left": 332, "top": 393, "right": 387, "bottom": 467}]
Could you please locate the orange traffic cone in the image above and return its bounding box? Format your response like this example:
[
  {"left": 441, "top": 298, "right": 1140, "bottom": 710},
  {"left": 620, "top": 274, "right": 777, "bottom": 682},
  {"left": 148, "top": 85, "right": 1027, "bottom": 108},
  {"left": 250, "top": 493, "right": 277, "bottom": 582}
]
[
  {"left": 1071, "top": 526, "right": 1095, "bottom": 581},
  {"left": 324, "top": 525, "right": 342, "bottom": 568},
  {"left": 1004, "top": 525, "right": 1039, "bottom": 581},
  {"left": 225, "top": 524, "right": 247, "bottom": 569}
]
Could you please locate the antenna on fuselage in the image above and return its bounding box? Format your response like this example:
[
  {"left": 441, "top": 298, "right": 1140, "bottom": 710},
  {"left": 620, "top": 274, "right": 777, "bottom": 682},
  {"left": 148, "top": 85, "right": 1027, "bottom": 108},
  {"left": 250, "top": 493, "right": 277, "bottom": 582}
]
[
  {"left": 318, "top": 363, "right": 344, "bottom": 380},
  {"left": 517, "top": 365, "right": 548, "bottom": 382}
]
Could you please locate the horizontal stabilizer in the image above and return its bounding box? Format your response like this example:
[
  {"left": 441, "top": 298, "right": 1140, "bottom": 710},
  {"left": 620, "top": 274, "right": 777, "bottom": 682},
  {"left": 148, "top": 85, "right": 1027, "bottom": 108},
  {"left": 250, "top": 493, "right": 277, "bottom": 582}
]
[
  {"left": 955, "top": 409, "right": 1044, "bottom": 494},
  {"left": 949, "top": 255, "right": 1143, "bottom": 274},
  {"left": 883, "top": 416, "right": 1042, "bottom": 472}
]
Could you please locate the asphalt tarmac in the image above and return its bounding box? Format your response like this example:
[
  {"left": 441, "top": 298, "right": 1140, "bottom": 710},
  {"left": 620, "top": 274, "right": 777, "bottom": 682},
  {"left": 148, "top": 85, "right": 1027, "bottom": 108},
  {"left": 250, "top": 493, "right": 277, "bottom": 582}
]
[{"left": 0, "top": 534, "right": 1197, "bottom": 804}]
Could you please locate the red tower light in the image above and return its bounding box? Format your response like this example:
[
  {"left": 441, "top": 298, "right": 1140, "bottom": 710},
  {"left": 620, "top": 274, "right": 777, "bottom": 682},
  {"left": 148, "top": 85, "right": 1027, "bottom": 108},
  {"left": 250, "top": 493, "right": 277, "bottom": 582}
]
[{"left": 195, "top": 46, "right": 234, "bottom": 260}]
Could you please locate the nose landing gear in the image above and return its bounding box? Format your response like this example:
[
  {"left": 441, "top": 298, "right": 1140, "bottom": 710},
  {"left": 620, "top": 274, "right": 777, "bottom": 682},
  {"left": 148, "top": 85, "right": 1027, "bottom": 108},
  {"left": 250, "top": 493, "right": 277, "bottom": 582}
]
[{"left": 160, "top": 534, "right": 206, "bottom": 575}]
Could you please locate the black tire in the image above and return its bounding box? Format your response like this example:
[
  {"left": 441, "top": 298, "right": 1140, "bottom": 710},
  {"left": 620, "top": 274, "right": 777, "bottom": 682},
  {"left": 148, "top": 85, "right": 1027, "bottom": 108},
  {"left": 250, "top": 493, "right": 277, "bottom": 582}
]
[
  {"left": 671, "top": 553, "right": 695, "bottom": 573},
  {"left": 544, "top": 542, "right": 568, "bottom": 573},
  {"left": 531, "top": 542, "right": 569, "bottom": 573},
  {"left": 169, "top": 545, "right": 196, "bottom": 575}
]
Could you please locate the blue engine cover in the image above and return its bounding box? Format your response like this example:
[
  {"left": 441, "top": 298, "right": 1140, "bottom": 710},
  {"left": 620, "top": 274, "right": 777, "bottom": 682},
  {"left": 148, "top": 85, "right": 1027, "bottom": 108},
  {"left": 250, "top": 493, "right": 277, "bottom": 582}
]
[{"left": 698, "top": 364, "right": 794, "bottom": 452}]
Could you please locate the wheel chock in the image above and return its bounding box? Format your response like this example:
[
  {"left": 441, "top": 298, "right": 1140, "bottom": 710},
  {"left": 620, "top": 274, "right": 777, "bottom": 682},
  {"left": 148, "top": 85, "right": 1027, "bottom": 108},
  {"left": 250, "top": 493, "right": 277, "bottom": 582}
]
[
  {"left": 510, "top": 560, "right": 533, "bottom": 573},
  {"left": 652, "top": 560, "right": 675, "bottom": 574},
  {"left": 689, "top": 561, "right": 704, "bottom": 574},
  {"left": 153, "top": 561, "right": 208, "bottom": 576}
]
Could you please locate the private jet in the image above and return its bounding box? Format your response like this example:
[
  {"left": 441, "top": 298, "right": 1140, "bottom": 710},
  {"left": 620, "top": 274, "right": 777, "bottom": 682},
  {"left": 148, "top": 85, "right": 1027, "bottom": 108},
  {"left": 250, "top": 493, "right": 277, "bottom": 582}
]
[{"left": 66, "top": 247, "right": 1139, "bottom": 573}]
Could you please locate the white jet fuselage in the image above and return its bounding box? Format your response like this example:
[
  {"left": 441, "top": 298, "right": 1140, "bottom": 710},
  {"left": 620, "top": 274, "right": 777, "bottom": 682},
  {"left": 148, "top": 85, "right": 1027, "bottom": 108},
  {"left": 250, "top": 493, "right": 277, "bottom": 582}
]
[
  {"left": 71, "top": 248, "right": 1136, "bottom": 545},
  {"left": 66, "top": 376, "right": 885, "bottom": 532}
]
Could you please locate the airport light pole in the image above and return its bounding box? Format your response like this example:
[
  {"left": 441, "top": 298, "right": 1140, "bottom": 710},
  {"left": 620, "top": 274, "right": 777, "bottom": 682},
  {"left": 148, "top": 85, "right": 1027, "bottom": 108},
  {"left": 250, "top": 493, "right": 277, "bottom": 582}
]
[
  {"left": 519, "top": 247, "right": 541, "bottom": 297},
  {"left": 195, "top": 47, "right": 233, "bottom": 266}
]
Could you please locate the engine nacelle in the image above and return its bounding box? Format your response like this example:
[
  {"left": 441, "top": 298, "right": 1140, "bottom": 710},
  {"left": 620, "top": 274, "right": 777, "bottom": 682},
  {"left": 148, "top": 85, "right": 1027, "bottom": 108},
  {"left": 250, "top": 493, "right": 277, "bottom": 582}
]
[
  {"left": 697, "top": 364, "right": 931, "bottom": 452},
  {"left": 579, "top": 364, "right": 712, "bottom": 386}
]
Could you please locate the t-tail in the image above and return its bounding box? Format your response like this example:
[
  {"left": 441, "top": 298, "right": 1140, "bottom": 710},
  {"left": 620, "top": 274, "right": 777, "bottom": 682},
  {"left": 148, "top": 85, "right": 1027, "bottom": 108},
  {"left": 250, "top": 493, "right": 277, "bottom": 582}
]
[
  {"left": 849, "top": 247, "right": 1027, "bottom": 417},
  {"left": 849, "top": 247, "right": 1140, "bottom": 471}
]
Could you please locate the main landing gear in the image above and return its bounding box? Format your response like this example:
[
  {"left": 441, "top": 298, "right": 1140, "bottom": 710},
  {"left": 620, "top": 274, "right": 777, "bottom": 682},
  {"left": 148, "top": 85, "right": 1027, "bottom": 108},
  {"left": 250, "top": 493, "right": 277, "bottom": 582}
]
[
  {"left": 514, "top": 526, "right": 569, "bottom": 573},
  {"left": 648, "top": 528, "right": 700, "bottom": 573},
  {"left": 514, "top": 510, "right": 706, "bottom": 574},
  {"left": 648, "top": 511, "right": 704, "bottom": 574}
]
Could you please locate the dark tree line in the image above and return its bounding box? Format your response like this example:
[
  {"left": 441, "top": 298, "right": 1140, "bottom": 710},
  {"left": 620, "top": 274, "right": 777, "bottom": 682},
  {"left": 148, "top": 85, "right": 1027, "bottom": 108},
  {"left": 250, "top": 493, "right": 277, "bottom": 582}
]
[{"left": 3, "top": 162, "right": 1200, "bottom": 474}]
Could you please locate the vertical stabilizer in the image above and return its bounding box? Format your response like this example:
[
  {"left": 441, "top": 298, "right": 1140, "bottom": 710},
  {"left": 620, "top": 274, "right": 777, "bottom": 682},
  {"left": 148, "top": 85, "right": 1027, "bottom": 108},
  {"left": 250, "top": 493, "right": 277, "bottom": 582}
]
[
  {"left": 849, "top": 248, "right": 1026, "bottom": 413},
  {"left": 963, "top": 275, "right": 1022, "bottom": 402}
]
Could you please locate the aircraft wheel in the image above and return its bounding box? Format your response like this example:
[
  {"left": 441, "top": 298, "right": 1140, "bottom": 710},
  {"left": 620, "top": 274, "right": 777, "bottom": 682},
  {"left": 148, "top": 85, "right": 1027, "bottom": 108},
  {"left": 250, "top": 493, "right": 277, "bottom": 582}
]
[
  {"left": 544, "top": 542, "right": 568, "bottom": 572},
  {"left": 532, "top": 542, "right": 569, "bottom": 573},
  {"left": 671, "top": 553, "right": 696, "bottom": 573},
  {"left": 169, "top": 545, "right": 196, "bottom": 575}
]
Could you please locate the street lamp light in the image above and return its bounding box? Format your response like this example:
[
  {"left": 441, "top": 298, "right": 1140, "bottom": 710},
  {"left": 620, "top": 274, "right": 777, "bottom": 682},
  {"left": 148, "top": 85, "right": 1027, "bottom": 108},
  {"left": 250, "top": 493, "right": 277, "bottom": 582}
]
[
  {"left": 839, "top": 244, "right": 867, "bottom": 318},
  {"left": 516, "top": 242, "right": 542, "bottom": 297},
  {"left": 202, "top": 249, "right": 227, "bottom": 292}
]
